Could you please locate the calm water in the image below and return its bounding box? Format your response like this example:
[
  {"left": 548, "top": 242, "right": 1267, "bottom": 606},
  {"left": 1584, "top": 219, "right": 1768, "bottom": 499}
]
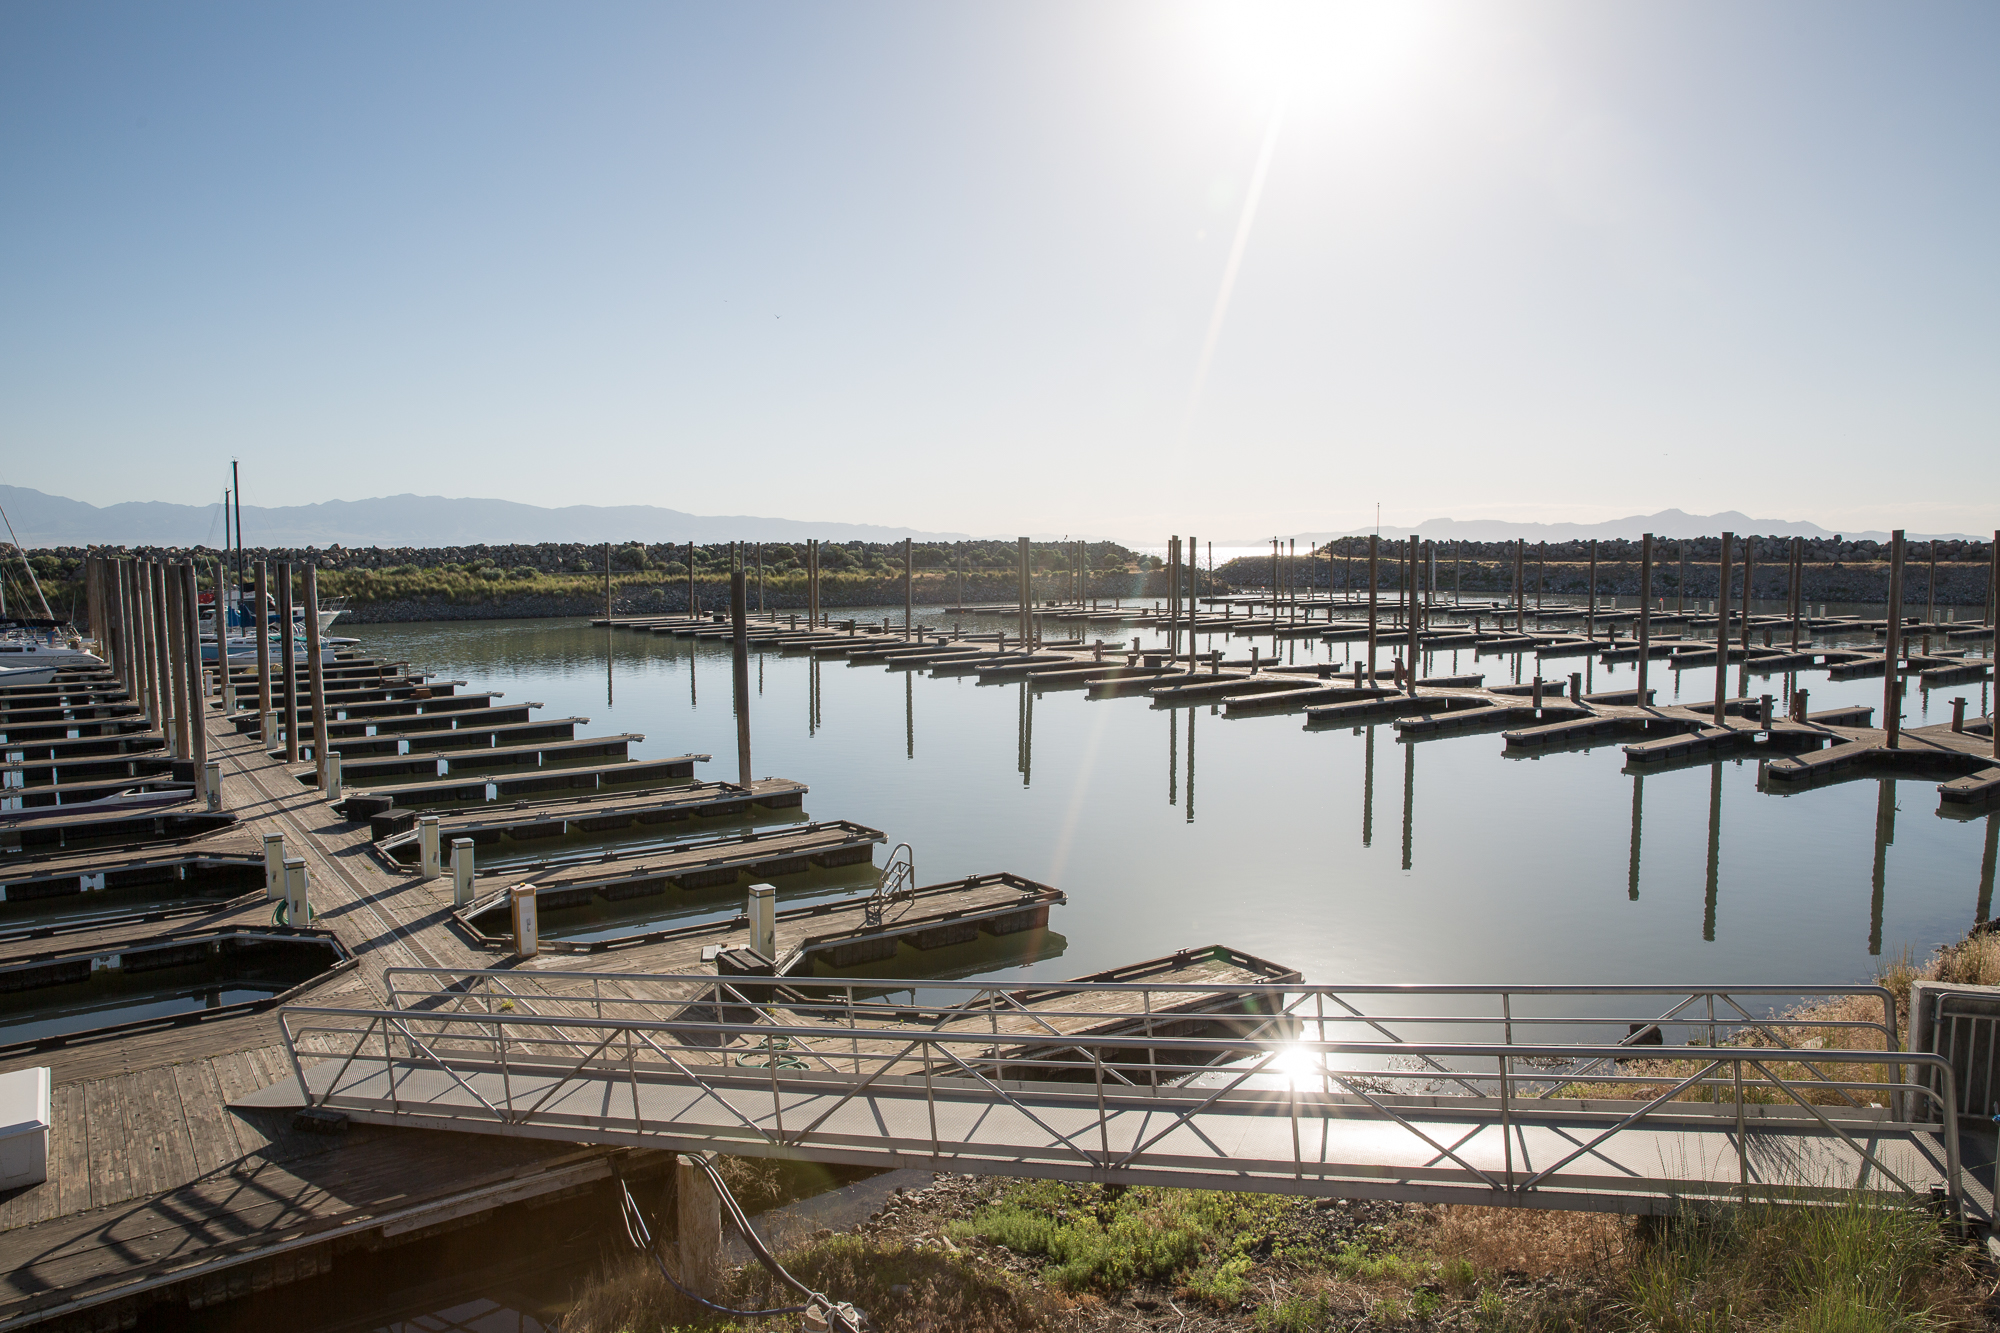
[{"left": 345, "top": 604, "right": 1997, "bottom": 994}]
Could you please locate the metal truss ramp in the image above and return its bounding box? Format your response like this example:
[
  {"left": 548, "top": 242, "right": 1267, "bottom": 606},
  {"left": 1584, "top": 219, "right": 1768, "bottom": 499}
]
[{"left": 251, "top": 973, "right": 1981, "bottom": 1220}]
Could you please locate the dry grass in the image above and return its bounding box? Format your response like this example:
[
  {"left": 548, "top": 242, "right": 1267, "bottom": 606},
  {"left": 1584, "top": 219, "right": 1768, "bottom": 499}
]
[
  {"left": 560, "top": 1236, "right": 1058, "bottom": 1333},
  {"left": 1418, "top": 1204, "right": 1632, "bottom": 1280},
  {"left": 561, "top": 1251, "right": 700, "bottom": 1333}
]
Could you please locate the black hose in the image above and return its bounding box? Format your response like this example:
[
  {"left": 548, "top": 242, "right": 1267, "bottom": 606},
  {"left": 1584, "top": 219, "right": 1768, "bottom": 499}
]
[
  {"left": 617, "top": 1175, "right": 809, "bottom": 1319},
  {"left": 612, "top": 1162, "right": 867, "bottom": 1330}
]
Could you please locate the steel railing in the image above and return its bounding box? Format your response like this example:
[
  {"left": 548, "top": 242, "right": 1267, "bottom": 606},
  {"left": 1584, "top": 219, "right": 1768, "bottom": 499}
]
[{"left": 276, "top": 973, "right": 1957, "bottom": 1216}]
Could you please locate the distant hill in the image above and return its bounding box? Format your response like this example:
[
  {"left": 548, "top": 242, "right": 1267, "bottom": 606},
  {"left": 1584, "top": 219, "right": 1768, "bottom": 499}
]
[
  {"left": 0, "top": 486, "right": 971, "bottom": 548},
  {"left": 1244, "top": 510, "right": 1976, "bottom": 546}
]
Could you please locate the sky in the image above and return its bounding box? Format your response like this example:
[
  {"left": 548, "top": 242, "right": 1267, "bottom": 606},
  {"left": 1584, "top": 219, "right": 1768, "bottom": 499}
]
[{"left": 2, "top": 1, "right": 1994, "bottom": 543}]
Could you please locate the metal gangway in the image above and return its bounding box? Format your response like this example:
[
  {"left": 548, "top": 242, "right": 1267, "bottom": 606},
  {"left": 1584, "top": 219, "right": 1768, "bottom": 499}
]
[{"left": 259, "top": 971, "right": 1981, "bottom": 1220}]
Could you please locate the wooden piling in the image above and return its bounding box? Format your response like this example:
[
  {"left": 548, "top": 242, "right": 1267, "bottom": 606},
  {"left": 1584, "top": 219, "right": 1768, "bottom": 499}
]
[
  {"left": 1406, "top": 534, "right": 1420, "bottom": 697},
  {"left": 675, "top": 1156, "right": 722, "bottom": 1302},
  {"left": 254, "top": 561, "right": 272, "bottom": 729},
  {"left": 732, "top": 569, "right": 752, "bottom": 786},
  {"left": 1790, "top": 537, "right": 1804, "bottom": 648},
  {"left": 132, "top": 560, "right": 154, "bottom": 746},
  {"left": 82, "top": 555, "right": 102, "bottom": 662},
  {"left": 89, "top": 556, "right": 109, "bottom": 678},
  {"left": 115, "top": 557, "right": 134, "bottom": 687},
  {"left": 113, "top": 559, "right": 131, "bottom": 701},
  {"left": 1514, "top": 539, "right": 1525, "bottom": 632},
  {"left": 1988, "top": 530, "right": 1997, "bottom": 628},
  {"left": 1927, "top": 540, "right": 1937, "bottom": 627},
  {"left": 686, "top": 540, "right": 696, "bottom": 618},
  {"left": 904, "top": 537, "right": 913, "bottom": 634},
  {"left": 1587, "top": 540, "right": 1598, "bottom": 638},
  {"left": 115, "top": 560, "right": 135, "bottom": 707},
  {"left": 1638, "top": 534, "right": 1653, "bottom": 707},
  {"left": 1713, "top": 533, "right": 1732, "bottom": 727},
  {"left": 304, "top": 564, "right": 331, "bottom": 787},
  {"left": 1018, "top": 537, "right": 1030, "bottom": 648},
  {"left": 148, "top": 562, "right": 175, "bottom": 758},
  {"left": 1885, "top": 530, "right": 1905, "bottom": 750},
  {"left": 1188, "top": 534, "right": 1199, "bottom": 671},
  {"left": 181, "top": 563, "right": 207, "bottom": 771},
  {"left": 1740, "top": 536, "right": 1754, "bottom": 655},
  {"left": 164, "top": 562, "right": 190, "bottom": 759},
  {"left": 1366, "top": 534, "right": 1380, "bottom": 684},
  {"left": 279, "top": 563, "right": 299, "bottom": 763},
  {"left": 1268, "top": 538, "right": 1278, "bottom": 623},
  {"left": 105, "top": 555, "right": 122, "bottom": 680},
  {"left": 604, "top": 541, "right": 612, "bottom": 621},
  {"left": 133, "top": 560, "right": 154, "bottom": 732}
]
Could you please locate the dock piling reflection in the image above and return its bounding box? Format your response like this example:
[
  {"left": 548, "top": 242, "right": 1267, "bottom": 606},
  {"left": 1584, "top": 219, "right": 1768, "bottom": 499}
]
[
  {"left": 1628, "top": 774, "right": 1644, "bottom": 901},
  {"left": 1871, "top": 779, "right": 1897, "bottom": 956},
  {"left": 1703, "top": 760, "right": 1721, "bottom": 942}
]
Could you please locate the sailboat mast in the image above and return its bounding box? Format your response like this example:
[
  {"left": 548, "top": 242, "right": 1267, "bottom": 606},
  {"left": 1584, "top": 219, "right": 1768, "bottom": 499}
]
[
  {"left": 231, "top": 459, "right": 244, "bottom": 626},
  {"left": 0, "top": 501, "right": 53, "bottom": 620}
]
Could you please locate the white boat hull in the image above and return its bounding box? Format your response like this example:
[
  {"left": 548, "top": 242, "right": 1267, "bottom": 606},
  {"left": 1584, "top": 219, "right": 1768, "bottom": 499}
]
[{"left": 0, "top": 664, "right": 59, "bottom": 687}]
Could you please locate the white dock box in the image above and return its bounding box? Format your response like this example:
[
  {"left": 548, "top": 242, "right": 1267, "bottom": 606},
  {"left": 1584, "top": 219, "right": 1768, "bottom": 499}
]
[{"left": 0, "top": 1067, "right": 51, "bottom": 1189}]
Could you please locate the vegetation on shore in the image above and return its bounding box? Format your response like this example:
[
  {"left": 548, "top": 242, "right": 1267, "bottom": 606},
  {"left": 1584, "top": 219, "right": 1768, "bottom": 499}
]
[
  {"left": 562, "top": 930, "right": 2000, "bottom": 1333},
  {"left": 562, "top": 1176, "right": 1989, "bottom": 1333}
]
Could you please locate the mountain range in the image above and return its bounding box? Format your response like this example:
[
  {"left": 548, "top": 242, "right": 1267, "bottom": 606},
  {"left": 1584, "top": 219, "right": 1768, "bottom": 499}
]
[
  {"left": 1239, "top": 510, "right": 1977, "bottom": 546},
  {"left": 0, "top": 487, "right": 971, "bottom": 548},
  {"left": 1, "top": 488, "right": 1976, "bottom": 550}
]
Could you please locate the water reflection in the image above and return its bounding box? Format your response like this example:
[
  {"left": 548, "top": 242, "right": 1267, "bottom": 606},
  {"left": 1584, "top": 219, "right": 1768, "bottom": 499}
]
[
  {"left": 346, "top": 614, "right": 2000, "bottom": 992},
  {"left": 1401, "top": 739, "right": 1415, "bottom": 872},
  {"left": 1018, "top": 679, "right": 1034, "bottom": 785},
  {"left": 1628, "top": 774, "right": 1644, "bottom": 901},
  {"left": 1872, "top": 779, "right": 1896, "bottom": 956},
  {"left": 1186, "top": 707, "right": 1196, "bottom": 825},
  {"left": 1362, "top": 725, "right": 1375, "bottom": 848},
  {"left": 1979, "top": 815, "right": 1997, "bottom": 925},
  {"left": 1704, "top": 760, "right": 1722, "bottom": 943}
]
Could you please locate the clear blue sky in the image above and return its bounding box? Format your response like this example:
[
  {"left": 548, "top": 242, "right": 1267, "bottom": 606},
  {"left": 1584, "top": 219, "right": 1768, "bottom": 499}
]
[{"left": 3, "top": 1, "right": 1993, "bottom": 541}]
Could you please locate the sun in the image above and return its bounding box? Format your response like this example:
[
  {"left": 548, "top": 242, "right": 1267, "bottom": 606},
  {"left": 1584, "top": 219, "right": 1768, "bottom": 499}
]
[
  {"left": 1194, "top": 0, "right": 1439, "bottom": 114},
  {"left": 1266, "top": 1040, "right": 1324, "bottom": 1087}
]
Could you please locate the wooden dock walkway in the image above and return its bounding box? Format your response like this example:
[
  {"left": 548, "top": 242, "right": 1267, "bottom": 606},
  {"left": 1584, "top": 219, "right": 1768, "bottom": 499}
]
[{"left": 0, "top": 634, "right": 1097, "bottom": 1328}]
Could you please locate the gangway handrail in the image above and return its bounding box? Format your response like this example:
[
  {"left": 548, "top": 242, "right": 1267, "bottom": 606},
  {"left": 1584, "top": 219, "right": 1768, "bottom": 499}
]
[{"left": 276, "top": 997, "right": 1962, "bottom": 1219}]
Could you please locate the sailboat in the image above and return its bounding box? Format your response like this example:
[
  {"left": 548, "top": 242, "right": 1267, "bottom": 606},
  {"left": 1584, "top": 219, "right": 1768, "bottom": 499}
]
[
  {"left": 197, "top": 465, "right": 357, "bottom": 664},
  {"left": 0, "top": 500, "right": 106, "bottom": 676}
]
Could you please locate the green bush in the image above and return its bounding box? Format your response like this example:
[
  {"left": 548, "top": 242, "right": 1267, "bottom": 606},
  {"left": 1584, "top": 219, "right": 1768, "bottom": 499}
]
[
  {"left": 955, "top": 1182, "right": 1293, "bottom": 1302},
  {"left": 1619, "top": 1198, "right": 1975, "bottom": 1333}
]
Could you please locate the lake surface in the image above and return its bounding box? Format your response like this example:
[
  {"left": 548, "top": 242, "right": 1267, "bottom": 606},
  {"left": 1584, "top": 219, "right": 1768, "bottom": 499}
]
[{"left": 344, "top": 602, "right": 1996, "bottom": 996}]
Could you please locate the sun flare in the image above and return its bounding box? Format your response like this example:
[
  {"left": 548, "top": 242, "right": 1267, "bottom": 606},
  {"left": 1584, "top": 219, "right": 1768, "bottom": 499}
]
[{"left": 1198, "top": 0, "right": 1438, "bottom": 111}]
